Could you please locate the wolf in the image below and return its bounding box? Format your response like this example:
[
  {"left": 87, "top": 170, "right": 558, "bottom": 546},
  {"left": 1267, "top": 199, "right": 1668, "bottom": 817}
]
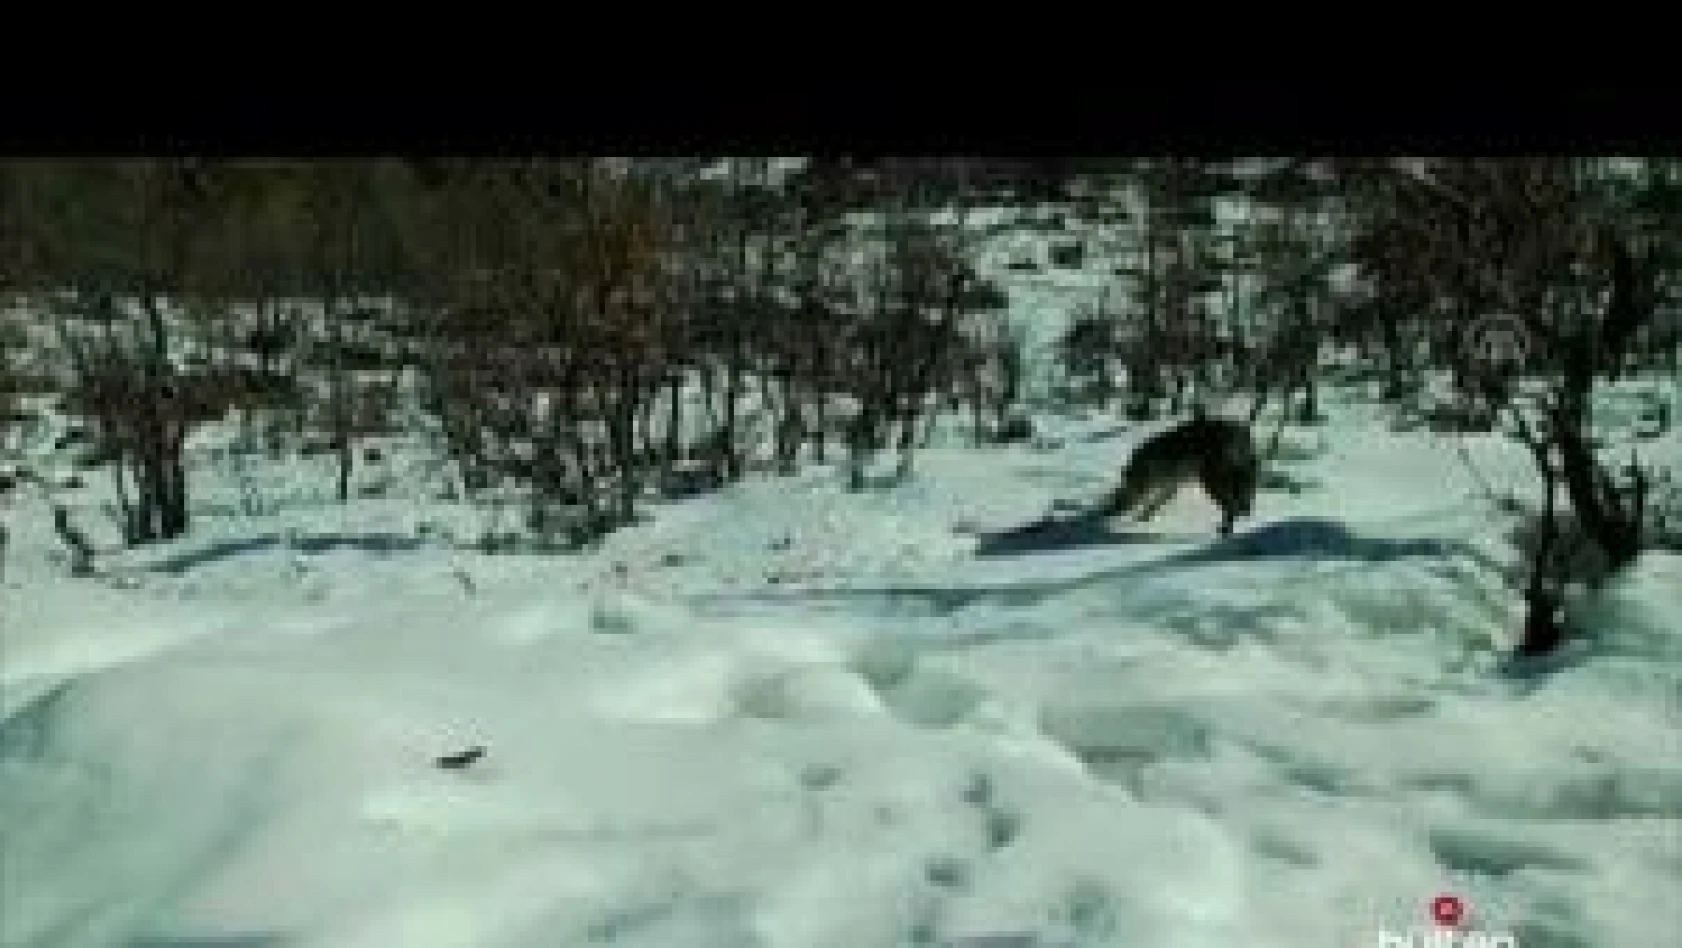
[{"left": 1096, "top": 415, "right": 1259, "bottom": 536}]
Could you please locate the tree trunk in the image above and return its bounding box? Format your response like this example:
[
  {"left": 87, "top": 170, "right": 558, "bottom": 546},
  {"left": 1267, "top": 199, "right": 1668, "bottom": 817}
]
[
  {"left": 1554, "top": 415, "right": 1642, "bottom": 572},
  {"left": 337, "top": 436, "right": 354, "bottom": 503}
]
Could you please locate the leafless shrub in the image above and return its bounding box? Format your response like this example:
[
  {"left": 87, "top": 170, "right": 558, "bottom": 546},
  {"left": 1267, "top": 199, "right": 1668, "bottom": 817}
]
[
  {"left": 834, "top": 208, "right": 983, "bottom": 488},
  {"left": 1346, "top": 159, "right": 1675, "bottom": 651},
  {"left": 957, "top": 310, "right": 1031, "bottom": 444},
  {"left": 405, "top": 160, "right": 683, "bottom": 548},
  {"left": 1056, "top": 303, "right": 1120, "bottom": 405}
]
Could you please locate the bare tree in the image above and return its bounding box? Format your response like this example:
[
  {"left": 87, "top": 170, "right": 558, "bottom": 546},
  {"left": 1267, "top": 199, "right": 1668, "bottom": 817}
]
[
  {"left": 838, "top": 202, "right": 978, "bottom": 488},
  {"left": 957, "top": 309, "right": 1031, "bottom": 444},
  {"left": 402, "top": 160, "right": 682, "bottom": 548},
  {"left": 1346, "top": 158, "right": 1671, "bottom": 652},
  {"left": 52, "top": 504, "right": 95, "bottom": 576},
  {"left": 17, "top": 161, "right": 226, "bottom": 544}
]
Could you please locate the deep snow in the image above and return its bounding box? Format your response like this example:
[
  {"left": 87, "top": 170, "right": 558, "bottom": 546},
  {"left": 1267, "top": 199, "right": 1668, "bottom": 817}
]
[
  {"left": 2, "top": 205, "right": 1680, "bottom": 947},
  {"left": 3, "top": 397, "right": 1680, "bottom": 948}
]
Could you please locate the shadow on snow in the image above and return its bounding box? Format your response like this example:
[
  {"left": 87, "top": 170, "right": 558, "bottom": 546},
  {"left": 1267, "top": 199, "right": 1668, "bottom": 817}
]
[
  {"left": 138, "top": 532, "right": 426, "bottom": 575},
  {"left": 705, "top": 517, "right": 1465, "bottom": 617}
]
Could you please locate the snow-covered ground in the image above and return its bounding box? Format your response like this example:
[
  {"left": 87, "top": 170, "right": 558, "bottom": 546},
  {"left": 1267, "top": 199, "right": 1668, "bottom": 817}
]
[
  {"left": 4, "top": 199, "right": 1680, "bottom": 947},
  {"left": 4, "top": 387, "right": 1680, "bottom": 948}
]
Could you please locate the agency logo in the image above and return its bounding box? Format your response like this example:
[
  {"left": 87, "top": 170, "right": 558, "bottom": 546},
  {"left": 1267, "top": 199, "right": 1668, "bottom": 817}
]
[
  {"left": 1462, "top": 313, "right": 1534, "bottom": 379},
  {"left": 1376, "top": 894, "right": 1518, "bottom": 947}
]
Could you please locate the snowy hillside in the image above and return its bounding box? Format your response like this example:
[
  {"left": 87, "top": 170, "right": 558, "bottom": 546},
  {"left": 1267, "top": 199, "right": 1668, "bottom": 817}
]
[
  {"left": 4, "top": 385, "right": 1680, "bottom": 947},
  {"left": 3, "top": 170, "right": 1681, "bottom": 948}
]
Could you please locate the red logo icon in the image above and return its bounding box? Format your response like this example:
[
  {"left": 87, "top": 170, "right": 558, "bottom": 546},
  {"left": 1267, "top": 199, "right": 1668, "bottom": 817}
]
[{"left": 1430, "top": 894, "right": 1466, "bottom": 928}]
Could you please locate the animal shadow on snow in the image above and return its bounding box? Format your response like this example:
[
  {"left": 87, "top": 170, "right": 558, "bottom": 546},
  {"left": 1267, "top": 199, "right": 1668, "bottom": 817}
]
[
  {"left": 973, "top": 510, "right": 1166, "bottom": 558},
  {"left": 1155, "top": 517, "right": 1453, "bottom": 568},
  {"left": 976, "top": 512, "right": 1451, "bottom": 566},
  {"left": 141, "top": 532, "right": 425, "bottom": 574},
  {"left": 726, "top": 518, "right": 1461, "bottom": 617}
]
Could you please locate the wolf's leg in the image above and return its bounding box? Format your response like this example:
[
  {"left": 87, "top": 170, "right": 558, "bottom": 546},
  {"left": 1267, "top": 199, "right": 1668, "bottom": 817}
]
[
  {"left": 1133, "top": 482, "right": 1180, "bottom": 521},
  {"left": 1202, "top": 465, "right": 1255, "bottom": 536},
  {"left": 1094, "top": 480, "right": 1138, "bottom": 518}
]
